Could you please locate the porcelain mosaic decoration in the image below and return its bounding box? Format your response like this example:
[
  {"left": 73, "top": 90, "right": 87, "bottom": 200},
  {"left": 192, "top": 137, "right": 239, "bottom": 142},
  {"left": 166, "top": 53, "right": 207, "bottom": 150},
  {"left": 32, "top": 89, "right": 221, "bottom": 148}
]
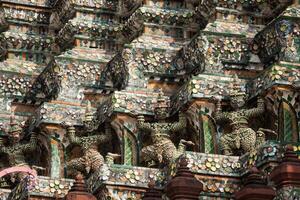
[{"left": 0, "top": 0, "right": 300, "bottom": 200}]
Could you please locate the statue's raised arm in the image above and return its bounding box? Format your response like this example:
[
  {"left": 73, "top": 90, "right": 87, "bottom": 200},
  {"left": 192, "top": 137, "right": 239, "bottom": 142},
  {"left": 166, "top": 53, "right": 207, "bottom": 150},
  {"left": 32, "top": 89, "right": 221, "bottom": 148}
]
[
  {"left": 0, "top": 117, "right": 40, "bottom": 182},
  {"left": 23, "top": 132, "right": 38, "bottom": 153},
  {"left": 245, "top": 97, "right": 265, "bottom": 118},
  {"left": 63, "top": 118, "right": 113, "bottom": 178},
  {"left": 169, "top": 112, "right": 187, "bottom": 133},
  {"left": 90, "top": 124, "right": 112, "bottom": 144},
  {"left": 137, "top": 115, "right": 153, "bottom": 132},
  {"left": 213, "top": 100, "right": 229, "bottom": 123}
]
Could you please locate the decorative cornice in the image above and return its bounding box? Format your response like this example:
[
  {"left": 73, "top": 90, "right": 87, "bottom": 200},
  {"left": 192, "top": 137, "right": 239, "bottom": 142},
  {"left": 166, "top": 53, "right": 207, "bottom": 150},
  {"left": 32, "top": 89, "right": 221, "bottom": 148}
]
[
  {"left": 99, "top": 50, "right": 129, "bottom": 90},
  {"left": 25, "top": 60, "right": 61, "bottom": 101},
  {"left": 252, "top": 6, "right": 300, "bottom": 65}
]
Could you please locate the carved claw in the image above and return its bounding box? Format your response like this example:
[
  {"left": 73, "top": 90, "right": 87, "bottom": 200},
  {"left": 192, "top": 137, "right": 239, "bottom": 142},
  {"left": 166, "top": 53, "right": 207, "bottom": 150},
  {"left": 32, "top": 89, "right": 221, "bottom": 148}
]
[
  {"left": 10, "top": 177, "right": 16, "bottom": 183},
  {"left": 85, "top": 166, "right": 91, "bottom": 174},
  {"left": 147, "top": 160, "right": 156, "bottom": 167},
  {"left": 106, "top": 153, "right": 121, "bottom": 165},
  {"left": 106, "top": 152, "right": 121, "bottom": 159},
  {"left": 180, "top": 139, "right": 195, "bottom": 146},
  {"left": 157, "top": 154, "right": 163, "bottom": 164},
  {"left": 257, "top": 128, "right": 277, "bottom": 136},
  {"left": 186, "top": 141, "right": 195, "bottom": 146},
  {"left": 32, "top": 165, "right": 46, "bottom": 172}
]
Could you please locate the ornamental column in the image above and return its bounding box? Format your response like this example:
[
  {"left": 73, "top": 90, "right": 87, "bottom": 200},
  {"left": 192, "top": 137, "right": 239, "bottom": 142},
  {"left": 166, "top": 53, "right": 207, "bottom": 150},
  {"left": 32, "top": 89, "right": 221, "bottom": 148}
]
[
  {"left": 65, "top": 174, "right": 97, "bottom": 200},
  {"left": 165, "top": 158, "right": 203, "bottom": 200},
  {"left": 234, "top": 167, "right": 275, "bottom": 200},
  {"left": 142, "top": 180, "right": 162, "bottom": 200},
  {"left": 270, "top": 145, "right": 300, "bottom": 199}
]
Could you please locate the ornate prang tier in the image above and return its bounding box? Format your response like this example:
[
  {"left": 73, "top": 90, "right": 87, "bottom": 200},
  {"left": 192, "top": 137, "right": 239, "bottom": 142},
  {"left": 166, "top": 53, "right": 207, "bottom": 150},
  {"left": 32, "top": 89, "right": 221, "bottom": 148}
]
[{"left": 0, "top": 0, "right": 300, "bottom": 200}]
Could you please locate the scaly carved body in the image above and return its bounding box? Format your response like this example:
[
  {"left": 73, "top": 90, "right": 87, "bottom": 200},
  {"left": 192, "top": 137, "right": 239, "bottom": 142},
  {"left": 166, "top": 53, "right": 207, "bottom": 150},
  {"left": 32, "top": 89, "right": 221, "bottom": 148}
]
[
  {"left": 214, "top": 98, "right": 265, "bottom": 155},
  {"left": 0, "top": 132, "right": 37, "bottom": 181},
  {"left": 137, "top": 113, "right": 190, "bottom": 166},
  {"left": 0, "top": 133, "right": 37, "bottom": 167},
  {"left": 66, "top": 126, "right": 110, "bottom": 176}
]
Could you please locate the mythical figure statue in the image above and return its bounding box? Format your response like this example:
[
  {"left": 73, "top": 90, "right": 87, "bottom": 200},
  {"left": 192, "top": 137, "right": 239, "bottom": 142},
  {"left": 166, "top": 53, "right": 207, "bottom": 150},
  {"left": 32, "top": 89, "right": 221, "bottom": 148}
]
[
  {"left": 0, "top": 117, "right": 38, "bottom": 182},
  {"left": 213, "top": 76, "right": 274, "bottom": 155},
  {"left": 137, "top": 91, "right": 194, "bottom": 167},
  {"left": 63, "top": 102, "right": 112, "bottom": 177}
]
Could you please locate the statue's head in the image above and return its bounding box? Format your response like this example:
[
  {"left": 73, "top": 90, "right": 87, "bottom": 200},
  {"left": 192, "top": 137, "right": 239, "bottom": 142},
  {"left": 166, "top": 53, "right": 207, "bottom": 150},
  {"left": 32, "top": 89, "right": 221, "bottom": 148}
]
[
  {"left": 154, "top": 90, "right": 169, "bottom": 120},
  {"left": 230, "top": 93, "right": 247, "bottom": 109},
  {"left": 154, "top": 106, "right": 168, "bottom": 120},
  {"left": 8, "top": 117, "right": 22, "bottom": 144}
]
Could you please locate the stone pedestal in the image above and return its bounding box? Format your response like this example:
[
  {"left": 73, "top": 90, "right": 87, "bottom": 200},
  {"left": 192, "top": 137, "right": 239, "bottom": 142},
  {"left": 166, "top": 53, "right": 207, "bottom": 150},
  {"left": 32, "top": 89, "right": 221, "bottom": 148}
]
[
  {"left": 65, "top": 174, "right": 96, "bottom": 200},
  {"left": 235, "top": 167, "right": 275, "bottom": 200},
  {"left": 270, "top": 145, "right": 300, "bottom": 189},
  {"left": 165, "top": 158, "right": 203, "bottom": 200}
]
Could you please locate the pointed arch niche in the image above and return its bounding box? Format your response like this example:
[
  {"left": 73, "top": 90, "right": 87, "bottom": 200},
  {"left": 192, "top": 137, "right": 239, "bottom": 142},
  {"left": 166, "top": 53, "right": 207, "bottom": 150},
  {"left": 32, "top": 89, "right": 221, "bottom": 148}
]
[
  {"left": 199, "top": 114, "right": 219, "bottom": 154},
  {"left": 278, "top": 100, "right": 299, "bottom": 143},
  {"left": 123, "top": 129, "right": 138, "bottom": 165},
  {"left": 111, "top": 115, "right": 138, "bottom": 166},
  {"left": 186, "top": 104, "right": 219, "bottom": 154}
]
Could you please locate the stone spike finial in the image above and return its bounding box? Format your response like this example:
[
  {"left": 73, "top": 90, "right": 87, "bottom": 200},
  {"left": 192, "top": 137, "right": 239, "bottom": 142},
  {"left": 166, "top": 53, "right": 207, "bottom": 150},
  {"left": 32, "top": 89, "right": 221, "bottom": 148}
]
[
  {"left": 229, "top": 74, "right": 246, "bottom": 98},
  {"left": 155, "top": 89, "right": 169, "bottom": 109},
  {"left": 8, "top": 115, "right": 22, "bottom": 134},
  {"left": 86, "top": 100, "right": 91, "bottom": 112},
  {"left": 84, "top": 100, "right": 93, "bottom": 122}
]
